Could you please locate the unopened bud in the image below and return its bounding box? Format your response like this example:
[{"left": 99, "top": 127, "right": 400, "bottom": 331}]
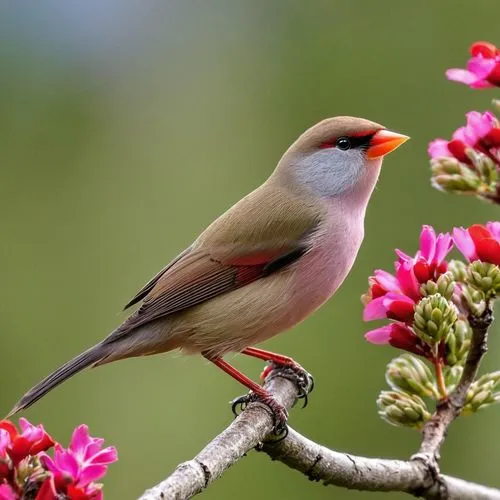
[
  {"left": 386, "top": 354, "right": 438, "bottom": 399},
  {"left": 462, "top": 284, "right": 487, "bottom": 316},
  {"left": 448, "top": 260, "right": 467, "bottom": 282},
  {"left": 462, "top": 371, "right": 500, "bottom": 415},
  {"left": 444, "top": 365, "right": 463, "bottom": 393},
  {"left": 413, "top": 294, "right": 458, "bottom": 345},
  {"left": 377, "top": 390, "right": 431, "bottom": 429},
  {"left": 445, "top": 319, "right": 471, "bottom": 366},
  {"left": 466, "top": 149, "right": 498, "bottom": 187},
  {"left": 431, "top": 173, "right": 481, "bottom": 194},
  {"left": 420, "top": 272, "right": 455, "bottom": 300},
  {"left": 467, "top": 261, "right": 500, "bottom": 296},
  {"left": 430, "top": 157, "right": 462, "bottom": 175}
]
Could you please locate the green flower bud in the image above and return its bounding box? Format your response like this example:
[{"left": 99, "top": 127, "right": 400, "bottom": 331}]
[
  {"left": 462, "top": 284, "right": 487, "bottom": 316},
  {"left": 413, "top": 294, "right": 458, "bottom": 345},
  {"left": 386, "top": 354, "right": 439, "bottom": 399},
  {"left": 443, "top": 365, "right": 463, "bottom": 393},
  {"left": 466, "top": 149, "right": 498, "bottom": 187},
  {"left": 445, "top": 319, "right": 471, "bottom": 366},
  {"left": 431, "top": 173, "right": 481, "bottom": 194},
  {"left": 420, "top": 272, "right": 455, "bottom": 300},
  {"left": 448, "top": 260, "right": 468, "bottom": 283},
  {"left": 467, "top": 261, "right": 500, "bottom": 296},
  {"left": 462, "top": 371, "right": 500, "bottom": 415},
  {"left": 430, "top": 157, "right": 462, "bottom": 175},
  {"left": 377, "top": 390, "right": 431, "bottom": 429}
]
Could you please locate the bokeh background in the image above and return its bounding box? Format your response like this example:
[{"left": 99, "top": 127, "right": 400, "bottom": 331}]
[{"left": 1, "top": 1, "right": 499, "bottom": 498}]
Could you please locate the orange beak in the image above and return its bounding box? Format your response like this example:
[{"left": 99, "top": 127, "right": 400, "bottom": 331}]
[{"left": 366, "top": 129, "right": 409, "bottom": 159}]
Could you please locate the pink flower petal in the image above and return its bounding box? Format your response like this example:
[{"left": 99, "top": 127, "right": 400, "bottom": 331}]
[
  {"left": 54, "top": 449, "right": 80, "bottom": 479},
  {"left": 364, "top": 325, "right": 391, "bottom": 344},
  {"left": 88, "top": 446, "right": 118, "bottom": 466},
  {"left": 79, "top": 464, "right": 108, "bottom": 486},
  {"left": 0, "top": 429, "right": 11, "bottom": 456},
  {"left": 453, "top": 227, "right": 478, "bottom": 262},
  {"left": 467, "top": 56, "right": 496, "bottom": 79},
  {"left": 396, "top": 261, "right": 420, "bottom": 301},
  {"left": 446, "top": 68, "right": 480, "bottom": 85},
  {"left": 363, "top": 297, "right": 388, "bottom": 321},
  {"left": 428, "top": 139, "right": 450, "bottom": 159},
  {"left": 466, "top": 111, "right": 496, "bottom": 139},
  {"left": 39, "top": 453, "right": 57, "bottom": 474},
  {"left": 70, "top": 425, "right": 91, "bottom": 457},
  {"left": 419, "top": 225, "right": 436, "bottom": 262},
  {"left": 486, "top": 221, "right": 500, "bottom": 240},
  {"left": 434, "top": 233, "right": 453, "bottom": 265},
  {"left": 373, "top": 269, "right": 400, "bottom": 292},
  {"left": 0, "top": 484, "right": 16, "bottom": 500},
  {"left": 395, "top": 249, "right": 412, "bottom": 264}
]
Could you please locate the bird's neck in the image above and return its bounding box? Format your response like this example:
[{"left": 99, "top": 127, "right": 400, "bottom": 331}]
[{"left": 334, "top": 158, "right": 383, "bottom": 219}]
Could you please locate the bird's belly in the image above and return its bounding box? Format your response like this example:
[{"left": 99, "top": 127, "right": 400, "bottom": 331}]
[{"left": 174, "top": 221, "right": 363, "bottom": 358}]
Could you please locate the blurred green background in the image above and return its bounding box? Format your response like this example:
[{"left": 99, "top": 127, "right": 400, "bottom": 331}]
[{"left": 1, "top": 1, "right": 499, "bottom": 498}]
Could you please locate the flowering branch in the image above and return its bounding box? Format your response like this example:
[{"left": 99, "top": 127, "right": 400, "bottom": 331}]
[
  {"left": 140, "top": 368, "right": 500, "bottom": 500},
  {"left": 418, "top": 304, "right": 493, "bottom": 461}
]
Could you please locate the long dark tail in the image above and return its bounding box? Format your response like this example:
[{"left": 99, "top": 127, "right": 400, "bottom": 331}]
[{"left": 7, "top": 343, "right": 110, "bottom": 417}]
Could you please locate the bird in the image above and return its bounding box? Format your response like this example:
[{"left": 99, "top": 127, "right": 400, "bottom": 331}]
[{"left": 8, "top": 116, "right": 408, "bottom": 426}]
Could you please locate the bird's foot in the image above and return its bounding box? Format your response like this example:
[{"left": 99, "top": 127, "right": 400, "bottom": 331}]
[
  {"left": 231, "top": 391, "right": 289, "bottom": 439},
  {"left": 260, "top": 361, "right": 314, "bottom": 408}
]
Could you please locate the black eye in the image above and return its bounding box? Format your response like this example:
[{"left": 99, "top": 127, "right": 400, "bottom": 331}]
[{"left": 336, "top": 137, "right": 351, "bottom": 151}]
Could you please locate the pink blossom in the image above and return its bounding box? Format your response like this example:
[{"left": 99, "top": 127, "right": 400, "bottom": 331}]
[
  {"left": 363, "top": 226, "right": 453, "bottom": 360},
  {"left": 365, "top": 323, "right": 432, "bottom": 358},
  {"left": 0, "top": 419, "right": 54, "bottom": 466},
  {"left": 453, "top": 222, "right": 500, "bottom": 265},
  {"left": 40, "top": 424, "right": 117, "bottom": 498},
  {"left": 0, "top": 484, "right": 16, "bottom": 500},
  {"left": 428, "top": 111, "right": 500, "bottom": 164},
  {"left": 363, "top": 226, "right": 452, "bottom": 324},
  {"left": 446, "top": 41, "right": 500, "bottom": 88}
]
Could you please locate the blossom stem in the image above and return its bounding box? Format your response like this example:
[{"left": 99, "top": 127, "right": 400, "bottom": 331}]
[{"left": 433, "top": 357, "right": 447, "bottom": 399}]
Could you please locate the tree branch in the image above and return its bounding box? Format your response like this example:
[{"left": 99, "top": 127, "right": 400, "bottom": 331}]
[{"left": 139, "top": 346, "right": 500, "bottom": 500}]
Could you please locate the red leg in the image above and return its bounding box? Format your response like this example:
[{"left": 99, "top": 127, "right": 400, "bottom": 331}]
[
  {"left": 208, "top": 357, "right": 267, "bottom": 396},
  {"left": 241, "top": 346, "right": 298, "bottom": 367},
  {"left": 207, "top": 356, "right": 289, "bottom": 432}
]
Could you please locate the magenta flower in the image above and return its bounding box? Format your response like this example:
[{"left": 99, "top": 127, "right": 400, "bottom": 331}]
[
  {"left": 363, "top": 226, "right": 453, "bottom": 359},
  {"left": 0, "top": 484, "right": 16, "bottom": 500},
  {"left": 40, "top": 424, "right": 117, "bottom": 499},
  {"left": 453, "top": 222, "right": 500, "bottom": 265},
  {"left": 364, "top": 225, "right": 452, "bottom": 324},
  {"left": 446, "top": 41, "right": 500, "bottom": 88},
  {"left": 0, "top": 418, "right": 54, "bottom": 466},
  {"left": 428, "top": 111, "right": 500, "bottom": 164},
  {"left": 365, "top": 323, "right": 432, "bottom": 358}
]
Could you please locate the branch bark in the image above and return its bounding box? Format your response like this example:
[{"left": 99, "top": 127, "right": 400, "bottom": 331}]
[{"left": 139, "top": 342, "right": 500, "bottom": 500}]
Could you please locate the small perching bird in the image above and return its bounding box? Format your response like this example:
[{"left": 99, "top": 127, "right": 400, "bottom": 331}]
[{"left": 8, "top": 116, "right": 408, "bottom": 427}]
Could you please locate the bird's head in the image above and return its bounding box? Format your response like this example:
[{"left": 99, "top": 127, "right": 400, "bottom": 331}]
[{"left": 276, "top": 116, "right": 409, "bottom": 199}]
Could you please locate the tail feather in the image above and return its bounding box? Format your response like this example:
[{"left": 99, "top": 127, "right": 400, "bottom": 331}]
[{"left": 7, "top": 343, "right": 108, "bottom": 417}]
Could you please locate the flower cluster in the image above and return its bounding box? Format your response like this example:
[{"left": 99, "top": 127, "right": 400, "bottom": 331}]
[
  {"left": 365, "top": 222, "right": 500, "bottom": 429},
  {"left": 446, "top": 41, "right": 500, "bottom": 89},
  {"left": 428, "top": 41, "right": 500, "bottom": 202},
  {"left": 429, "top": 111, "right": 500, "bottom": 200},
  {"left": 0, "top": 419, "right": 116, "bottom": 500},
  {"left": 362, "top": 225, "right": 453, "bottom": 361}
]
